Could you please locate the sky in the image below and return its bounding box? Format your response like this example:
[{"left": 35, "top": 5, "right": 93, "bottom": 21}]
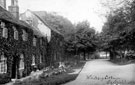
[{"left": 7, "top": 0, "right": 107, "bottom": 32}]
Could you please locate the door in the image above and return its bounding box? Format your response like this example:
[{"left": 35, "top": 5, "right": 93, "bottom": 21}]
[{"left": 11, "top": 56, "right": 19, "bottom": 79}]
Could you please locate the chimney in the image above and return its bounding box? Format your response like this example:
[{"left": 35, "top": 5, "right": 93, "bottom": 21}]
[
  {"left": 0, "top": 0, "right": 6, "bottom": 9},
  {"left": 8, "top": 0, "right": 19, "bottom": 19}
]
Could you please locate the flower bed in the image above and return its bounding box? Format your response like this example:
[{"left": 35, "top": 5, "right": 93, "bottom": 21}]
[
  {"left": 11, "top": 61, "right": 86, "bottom": 85},
  {"left": 13, "top": 72, "right": 77, "bottom": 85}
]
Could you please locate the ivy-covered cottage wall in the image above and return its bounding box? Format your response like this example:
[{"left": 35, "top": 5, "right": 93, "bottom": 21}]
[
  {"left": 47, "top": 30, "right": 64, "bottom": 67},
  {"left": 39, "top": 37, "right": 48, "bottom": 68},
  {"left": 0, "top": 18, "right": 48, "bottom": 84},
  {"left": 0, "top": 5, "right": 49, "bottom": 84}
]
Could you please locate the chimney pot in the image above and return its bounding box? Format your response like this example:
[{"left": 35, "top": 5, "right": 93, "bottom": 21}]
[
  {"left": 0, "top": 0, "right": 6, "bottom": 9},
  {"left": 8, "top": 0, "right": 19, "bottom": 20}
]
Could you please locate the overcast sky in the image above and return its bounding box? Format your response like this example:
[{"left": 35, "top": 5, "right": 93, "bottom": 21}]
[{"left": 7, "top": 0, "right": 107, "bottom": 32}]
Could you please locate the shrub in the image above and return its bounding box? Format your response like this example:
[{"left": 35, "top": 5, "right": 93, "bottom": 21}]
[
  {"left": 42, "top": 73, "right": 78, "bottom": 85},
  {"left": 0, "top": 73, "right": 11, "bottom": 84},
  {"left": 13, "top": 72, "right": 78, "bottom": 85},
  {"left": 37, "top": 63, "right": 46, "bottom": 70},
  {"left": 53, "top": 62, "right": 59, "bottom": 68}
]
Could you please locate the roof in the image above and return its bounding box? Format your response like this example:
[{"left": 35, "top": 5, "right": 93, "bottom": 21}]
[
  {"left": 0, "top": 7, "right": 44, "bottom": 37},
  {"left": 20, "top": 21, "right": 44, "bottom": 37},
  {"left": 0, "top": 6, "right": 25, "bottom": 27},
  {"left": 30, "top": 11, "right": 63, "bottom": 36}
]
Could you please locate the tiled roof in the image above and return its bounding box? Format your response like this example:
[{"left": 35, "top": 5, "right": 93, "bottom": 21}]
[{"left": 0, "top": 6, "right": 44, "bottom": 37}]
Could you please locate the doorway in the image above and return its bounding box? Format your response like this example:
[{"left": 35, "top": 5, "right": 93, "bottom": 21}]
[{"left": 11, "top": 55, "right": 19, "bottom": 79}]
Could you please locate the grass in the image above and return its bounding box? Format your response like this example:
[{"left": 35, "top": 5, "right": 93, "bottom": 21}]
[{"left": 109, "top": 58, "right": 135, "bottom": 65}]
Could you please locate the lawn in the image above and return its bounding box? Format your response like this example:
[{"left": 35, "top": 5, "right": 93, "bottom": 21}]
[{"left": 109, "top": 58, "right": 135, "bottom": 65}]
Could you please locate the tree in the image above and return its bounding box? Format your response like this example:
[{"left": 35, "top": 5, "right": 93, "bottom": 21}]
[
  {"left": 65, "top": 21, "right": 97, "bottom": 60},
  {"left": 100, "top": 0, "right": 135, "bottom": 60},
  {"left": 39, "top": 12, "right": 75, "bottom": 37}
]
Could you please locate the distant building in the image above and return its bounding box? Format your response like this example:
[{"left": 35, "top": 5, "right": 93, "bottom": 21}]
[{"left": 98, "top": 51, "right": 110, "bottom": 59}]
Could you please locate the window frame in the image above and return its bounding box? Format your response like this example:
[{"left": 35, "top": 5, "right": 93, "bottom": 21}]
[
  {"left": 32, "top": 55, "right": 36, "bottom": 66},
  {"left": 19, "top": 54, "right": 24, "bottom": 70},
  {"left": 1, "top": 22, "right": 8, "bottom": 38},
  {"left": 33, "top": 37, "right": 37, "bottom": 46},
  {"left": 40, "top": 54, "right": 42, "bottom": 63},
  {"left": 40, "top": 38, "right": 42, "bottom": 46},
  {"left": 13, "top": 26, "right": 18, "bottom": 40},
  {"left": 0, "top": 53, "right": 7, "bottom": 74},
  {"left": 22, "top": 29, "right": 28, "bottom": 41}
]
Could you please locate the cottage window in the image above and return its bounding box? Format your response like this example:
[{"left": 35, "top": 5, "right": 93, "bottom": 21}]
[
  {"left": 0, "top": 21, "right": 3, "bottom": 36},
  {"left": 32, "top": 55, "right": 35, "bottom": 66},
  {"left": 60, "top": 41, "right": 63, "bottom": 46},
  {"left": 40, "top": 39, "right": 42, "bottom": 46},
  {"left": 0, "top": 53, "right": 7, "bottom": 73},
  {"left": 40, "top": 54, "right": 42, "bottom": 63},
  {"left": 0, "top": 21, "right": 5, "bottom": 28},
  {"left": 13, "top": 26, "right": 18, "bottom": 40},
  {"left": 19, "top": 54, "right": 24, "bottom": 70},
  {"left": 22, "top": 29, "right": 28, "bottom": 41},
  {"left": 1, "top": 22, "right": 8, "bottom": 38},
  {"left": 2, "top": 27, "right": 8, "bottom": 38},
  {"left": 33, "top": 37, "right": 36, "bottom": 46}
]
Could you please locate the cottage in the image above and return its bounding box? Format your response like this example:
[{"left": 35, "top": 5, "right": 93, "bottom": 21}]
[
  {"left": 0, "top": 0, "right": 48, "bottom": 83},
  {"left": 20, "top": 10, "right": 64, "bottom": 66},
  {"left": 0, "top": 0, "right": 64, "bottom": 83}
]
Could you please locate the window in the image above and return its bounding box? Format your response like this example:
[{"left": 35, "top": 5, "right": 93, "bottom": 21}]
[
  {"left": 40, "top": 54, "right": 42, "bottom": 63},
  {"left": 0, "top": 53, "right": 7, "bottom": 73},
  {"left": 13, "top": 26, "right": 18, "bottom": 40},
  {"left": 3, "top": 27, "right": 8, "bottom": 38},
  {"left": 1, "top": 21, "right": 5, "bottom": 28},
  {"left": 22, "top": 29, "right": 28, "bottom": 41},
  {"left": 60, "top": 41, "right": 63, "bottom": 46},
  {"left": 33, "top": 37, "right": 36, "bottom": 46},
  {"left": 19, "top": 54, "right": 24, "bottom": 70},
  {"left": 32, "top": 55, "right": 35, "bottom": 66},
  {"left": 1, "top": 22, "right": 8, "bottom": 38},
  {"left": 40, "top": 39, "right": 42, "bottom": 46}
]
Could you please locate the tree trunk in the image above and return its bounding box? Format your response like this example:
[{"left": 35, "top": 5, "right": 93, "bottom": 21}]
[
  {"left": 109, "top": 49, "right": 116, "bottom": 60},
  {"left": 88, "top": 52, "right": 90, "bottom": 59}
]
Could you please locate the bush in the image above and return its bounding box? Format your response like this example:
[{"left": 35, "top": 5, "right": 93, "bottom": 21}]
[
  {"left": 0, "top": 73, "right": 11, "bottom": 84},
  {"left": 37, "top": 63, "right": 46, "bottom": 70},
  {"left": 40, "top": 73, "right": 78, "bottom": 85},
  {"left": 53, "top": 62, "right": 59, "bottom": 68},
  {"left": 13, "top": 73, "right": 78, "bottom": 85}
]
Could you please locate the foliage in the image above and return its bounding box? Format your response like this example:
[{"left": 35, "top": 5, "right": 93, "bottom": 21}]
[
  {"left": 0, "top": 73, "right": 11, "bottom": 84},
  {"left": 100, "top": 0, "right": 135, "bottom": 60},
  {"left": 65, "top": 20, "right": 97, "bottom": 60},
  {"left": 13, "top": 73, "right": 77, "bottom": 85},
  {"left": 37, "top": 11, "right": 75, "bottom": 37}
]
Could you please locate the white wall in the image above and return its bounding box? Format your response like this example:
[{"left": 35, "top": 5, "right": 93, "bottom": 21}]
[
  {"left": 37, "top": 20, "right": 51, "bottom": 42},
  {"left": 20, "top": 10, "right": 51, "bottom": 42}
]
